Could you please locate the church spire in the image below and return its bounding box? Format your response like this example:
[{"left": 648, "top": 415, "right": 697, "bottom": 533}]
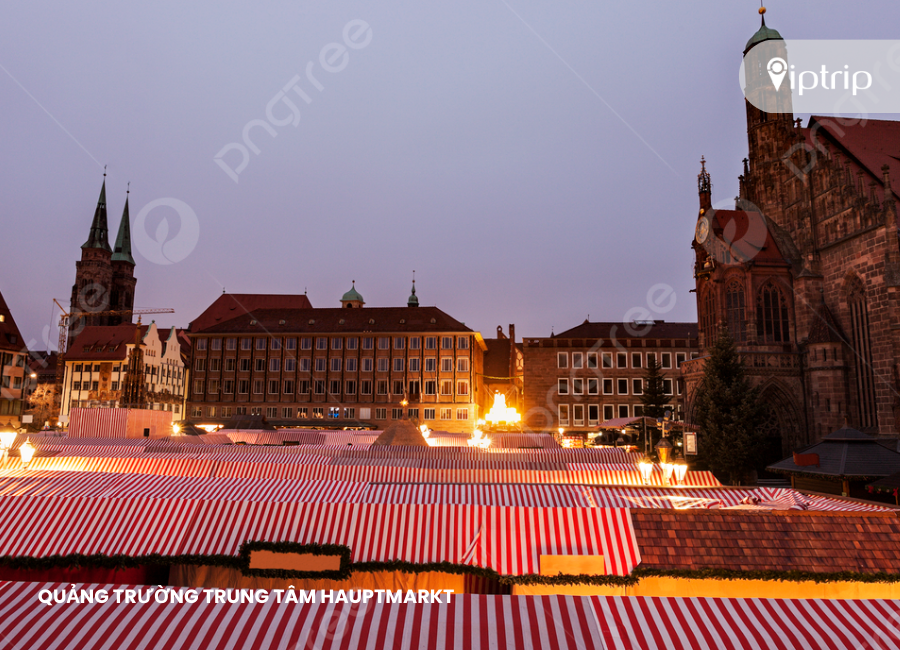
[
  {"left": 698, "top": 156, "right": 712, "bottom": 211},
  {"left": 408, "top": 272, "right": 419, "bottom": 308},
  {"left": 82, "top": 170, "right": 112, "bottom": 252},
  {"left": 112, "top": 184, "right": 135, "bottom": 265}
]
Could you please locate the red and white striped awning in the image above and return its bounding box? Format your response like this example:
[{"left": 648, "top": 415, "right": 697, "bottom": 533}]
[
  {"left": 0, "top": 497, "right": 200, "bottom": 557},
  {"left": 186, "top": 503, "right": 640, "bottom": 576},
  {"left": 0, "top": 494, "right": 640, "bottom": 576},
  {"left": 594, "top": 596, "right": 900, "bottom": 649},
  {"left": 2, "top": 583, "right": 899, "bottom": 650},
  {"left": 359, "top": 483, "right": 594, "bottom": 507}
]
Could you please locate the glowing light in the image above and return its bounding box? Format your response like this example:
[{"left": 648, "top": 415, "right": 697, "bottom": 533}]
[
  {"left": 638, "top": 458, "right": 654, "bottom": 485},
  {"left": 484, "top": 393, "right": 521, "bottom": 426},
  {"left": 19, "top": 439, "right": 36, "bottom": 467},
  {"left": 419, "top": 424, "right": 431, "bottom": 439},
  {"left": 673, "top": 461, "right": 688, "bottom": 485},
  {"left": 0, "top": 430, "right": 16, "bottom": 452},
  {"left": 558, "top": 427, "right": 564, "bottom": 436},
  {"left": 172, "top": 423, "right": 181, "bottom": 435},
  {"left": 196, "top": 424, "right": 222, "bottom": 433},
  {"left": 660, "top": 462, "right": 675, "bottom": 484},
  {"left": 561, "top": 439, "right": 574, "bottom": 448},
  {"left": 467, "top": 428, "right": 492, "bottom": 449}
]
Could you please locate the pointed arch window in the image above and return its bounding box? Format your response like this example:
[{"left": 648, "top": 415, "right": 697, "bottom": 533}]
[
  {"left": 699, "top": 287, "right": 717, "bottom": 345},
  {"left": 848, "top": 280, "right": 877, "bottom": 429},
  {"left": 725, "top": 281, "right": 747, "bottom": 343},
  {"left": 756, "top": 283, "right": 790, "bottom": 343}
]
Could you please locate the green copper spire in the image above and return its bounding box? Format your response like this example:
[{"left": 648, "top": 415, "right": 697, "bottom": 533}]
[
  {"left": 81, "top": 173, "right": 112, "bottom": 252},
  {"left": 112, "top": 187, "right": 135, "bottom": 265},
  {"left": 744, "top": 8, "right": 782, "bottom": 54},
  {"left": 408, "top": 278, "right": 419, "bottom": 307}
]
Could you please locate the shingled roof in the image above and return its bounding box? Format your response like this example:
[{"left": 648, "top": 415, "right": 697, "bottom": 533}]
[
  {"left": 189, "top": 293, "right": 314, "bottom": 332},
  {"left": 767, "top": 425, "right": 900, "bottom": 479},
  {"left": 64, "top": 325, "right": 153, "bottom": 362},
  {"left": 193, "top": 306, "right": 473, "bottom": 335},
  {"left": 553, "top": 320, "right": 697, "bottom": 341},
  {"left": 631, "top": 509, "right": 900, "bottom": 574}
]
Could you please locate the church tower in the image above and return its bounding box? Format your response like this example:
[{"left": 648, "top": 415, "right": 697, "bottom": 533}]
[
  {"left": 69, "top": 176, "right": 114, "bottom": 346},
  {"left": 69, "top": 174, "right": 137, "bottom": 347},
  {"left": 110, "top": 187, "right": 137, "bottom": 323}
]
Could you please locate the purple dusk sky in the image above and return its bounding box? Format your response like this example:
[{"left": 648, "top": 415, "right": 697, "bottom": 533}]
[{"left": 2, "top": 1, "right": 897, "bottom": 350}]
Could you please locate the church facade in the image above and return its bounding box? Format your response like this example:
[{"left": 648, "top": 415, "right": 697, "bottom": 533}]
[
  {"left": 683, "top": 13, "right": 900, "bottom": 455},
  {"left": 69, "top": 176, "right": 137, "bottom": 346}
]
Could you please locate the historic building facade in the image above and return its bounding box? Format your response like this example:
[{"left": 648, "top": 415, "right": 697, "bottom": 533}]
[
  {"left": 523, "top": 321, "right": 699, "bottom": 433},
  {"left": 61, "top": 322, "right": 188, "bottom": 418},
  {"left": 69, "top": 176, "right": 136, "bottom": 345},
  {"left": 684, "top": 13, "right": 900, "bottom": 453},
  {"left": 0, "top": 291, "right": 28, "bottom": 427},
  {"left": 186, "top": 285, "right": 488, "bottom": 433}
]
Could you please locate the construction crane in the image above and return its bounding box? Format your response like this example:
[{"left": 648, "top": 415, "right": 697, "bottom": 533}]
[{"left": 52, "top": 299, "right": 175, "bottom": 391}]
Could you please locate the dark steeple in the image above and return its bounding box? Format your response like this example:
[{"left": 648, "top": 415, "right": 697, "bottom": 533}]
[
  {"left": 82, "top": 173, "right": 112, "bottom": 252},
  {"left": 112, "top": 185, "right": 135, "bottom": 265}
]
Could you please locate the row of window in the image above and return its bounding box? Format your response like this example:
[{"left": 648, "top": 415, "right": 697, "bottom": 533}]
[
  {"left": 0, "top": 353, "right": 25, "bottom": 367},
  {"left": 72, "top": 363, "right": 184, "bottom": 381},
  {"left": 191, "top": 405, "right": 470, "bottom": 421},
  {"left": 194, "top": 356, "right": 471, "bottom": 374},
  {"left": 70, "top": 401, "right": 181, "bottom": 414},
  {"left": 558, "top": 403, "right": 678, "bottom": 426},
  {"left": 194, "top": 378, "right": 471, "bottom": 396},
  {"left": 195, "top": 336, "right": 471, "bottom": 352},
  {"left": 558, "top": 377, "right": 679, "bottom": 396},
  {"left": 704, "top": 282, "right": 791, "bottom": 344},
  {"left": 557, "top": 351, "right": 688, "bottom": 370}
]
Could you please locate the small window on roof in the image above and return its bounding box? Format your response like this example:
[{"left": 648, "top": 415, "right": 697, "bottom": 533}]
[
  {"left": 400, "top": 319, "right": 406, "bottom": 324},
  {"left": 339, "top": 319, "right": 345, "bottom": 325},
  {"left": 430, "top": 318, "right": 436, "bottom": 324},
  {"left": 369, "top": 319, "right": 375, "bottom": 324},
  {"left": 309, "top": 319, "right": 315, "bottom": 324},
  {"left": 250, "top": 320, "right": 257, "bottom": 325},
  {"left": 279, "top": 320, "right": 286, "bottom": 325}
]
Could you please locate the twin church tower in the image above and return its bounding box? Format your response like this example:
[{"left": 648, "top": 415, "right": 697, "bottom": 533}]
[{"left": 68, "top": 174, "right": 137, "bottom": 346}]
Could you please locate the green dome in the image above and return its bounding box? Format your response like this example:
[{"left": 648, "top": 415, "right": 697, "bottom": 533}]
[
  {"left": 744, "top": 18, "right": 782, "bottom": 54},
  {"left": 341, "top": 283, "right": 364, "bottom": 303}
]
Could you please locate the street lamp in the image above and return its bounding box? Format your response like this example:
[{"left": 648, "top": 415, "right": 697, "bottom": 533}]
[
  {"left": 19, "top": 438, "right": 36, "bottom": 467},
  {"left": 0, "top": 425, "right": 16, "bottom": 462}
]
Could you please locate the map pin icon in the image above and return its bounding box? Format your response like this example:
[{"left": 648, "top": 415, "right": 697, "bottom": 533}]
[{"left": 767, "top": 57, "right": 787, "bottom": 91}]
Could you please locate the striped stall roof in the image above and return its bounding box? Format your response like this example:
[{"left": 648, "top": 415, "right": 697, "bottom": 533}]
[
  {"left": 0, "top": 473, "right": 366, "bottom": 502},
  {"left": 595, "top": 596, "right": 900, "bottom": 650},
  {"left": 2, "top": 584, "right": 899, "bottom": 650},
  {"left": 360, "top": 483, "right": 594, "bottom": 507},
  {"left": 0, "top": 497, "right": 200, "bottom": 557},
  {"left": 186, "top": 503, "right": 640, "bottom": 576},
  {"left": 22, "top": 457, "right": 215, "bottom": 477}
]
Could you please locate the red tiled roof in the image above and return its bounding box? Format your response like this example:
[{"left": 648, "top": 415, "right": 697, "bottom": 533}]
[
  {"left": 632, "top": 509, "right": 900, "bottom": 573},
  {"left": 807, "top": 116, "right": 900, "bottom": 201},
  {"left": 553, "top": 320, "right": 697, "bottom": 341},
  {"left": 192, "top": 306, "right": 472, "bottom": 335},
  {"left": 189, "top": 294, "right": 313, "bottom": 332},
  {"left": 0, "top": 291, "right": 24, "bottom": 353},
  {"left": 65, "top": 325, "right": 157, "bottom": 361},
  {"left": 708, "top": 209, "right": 797, "bottom": 267}
]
